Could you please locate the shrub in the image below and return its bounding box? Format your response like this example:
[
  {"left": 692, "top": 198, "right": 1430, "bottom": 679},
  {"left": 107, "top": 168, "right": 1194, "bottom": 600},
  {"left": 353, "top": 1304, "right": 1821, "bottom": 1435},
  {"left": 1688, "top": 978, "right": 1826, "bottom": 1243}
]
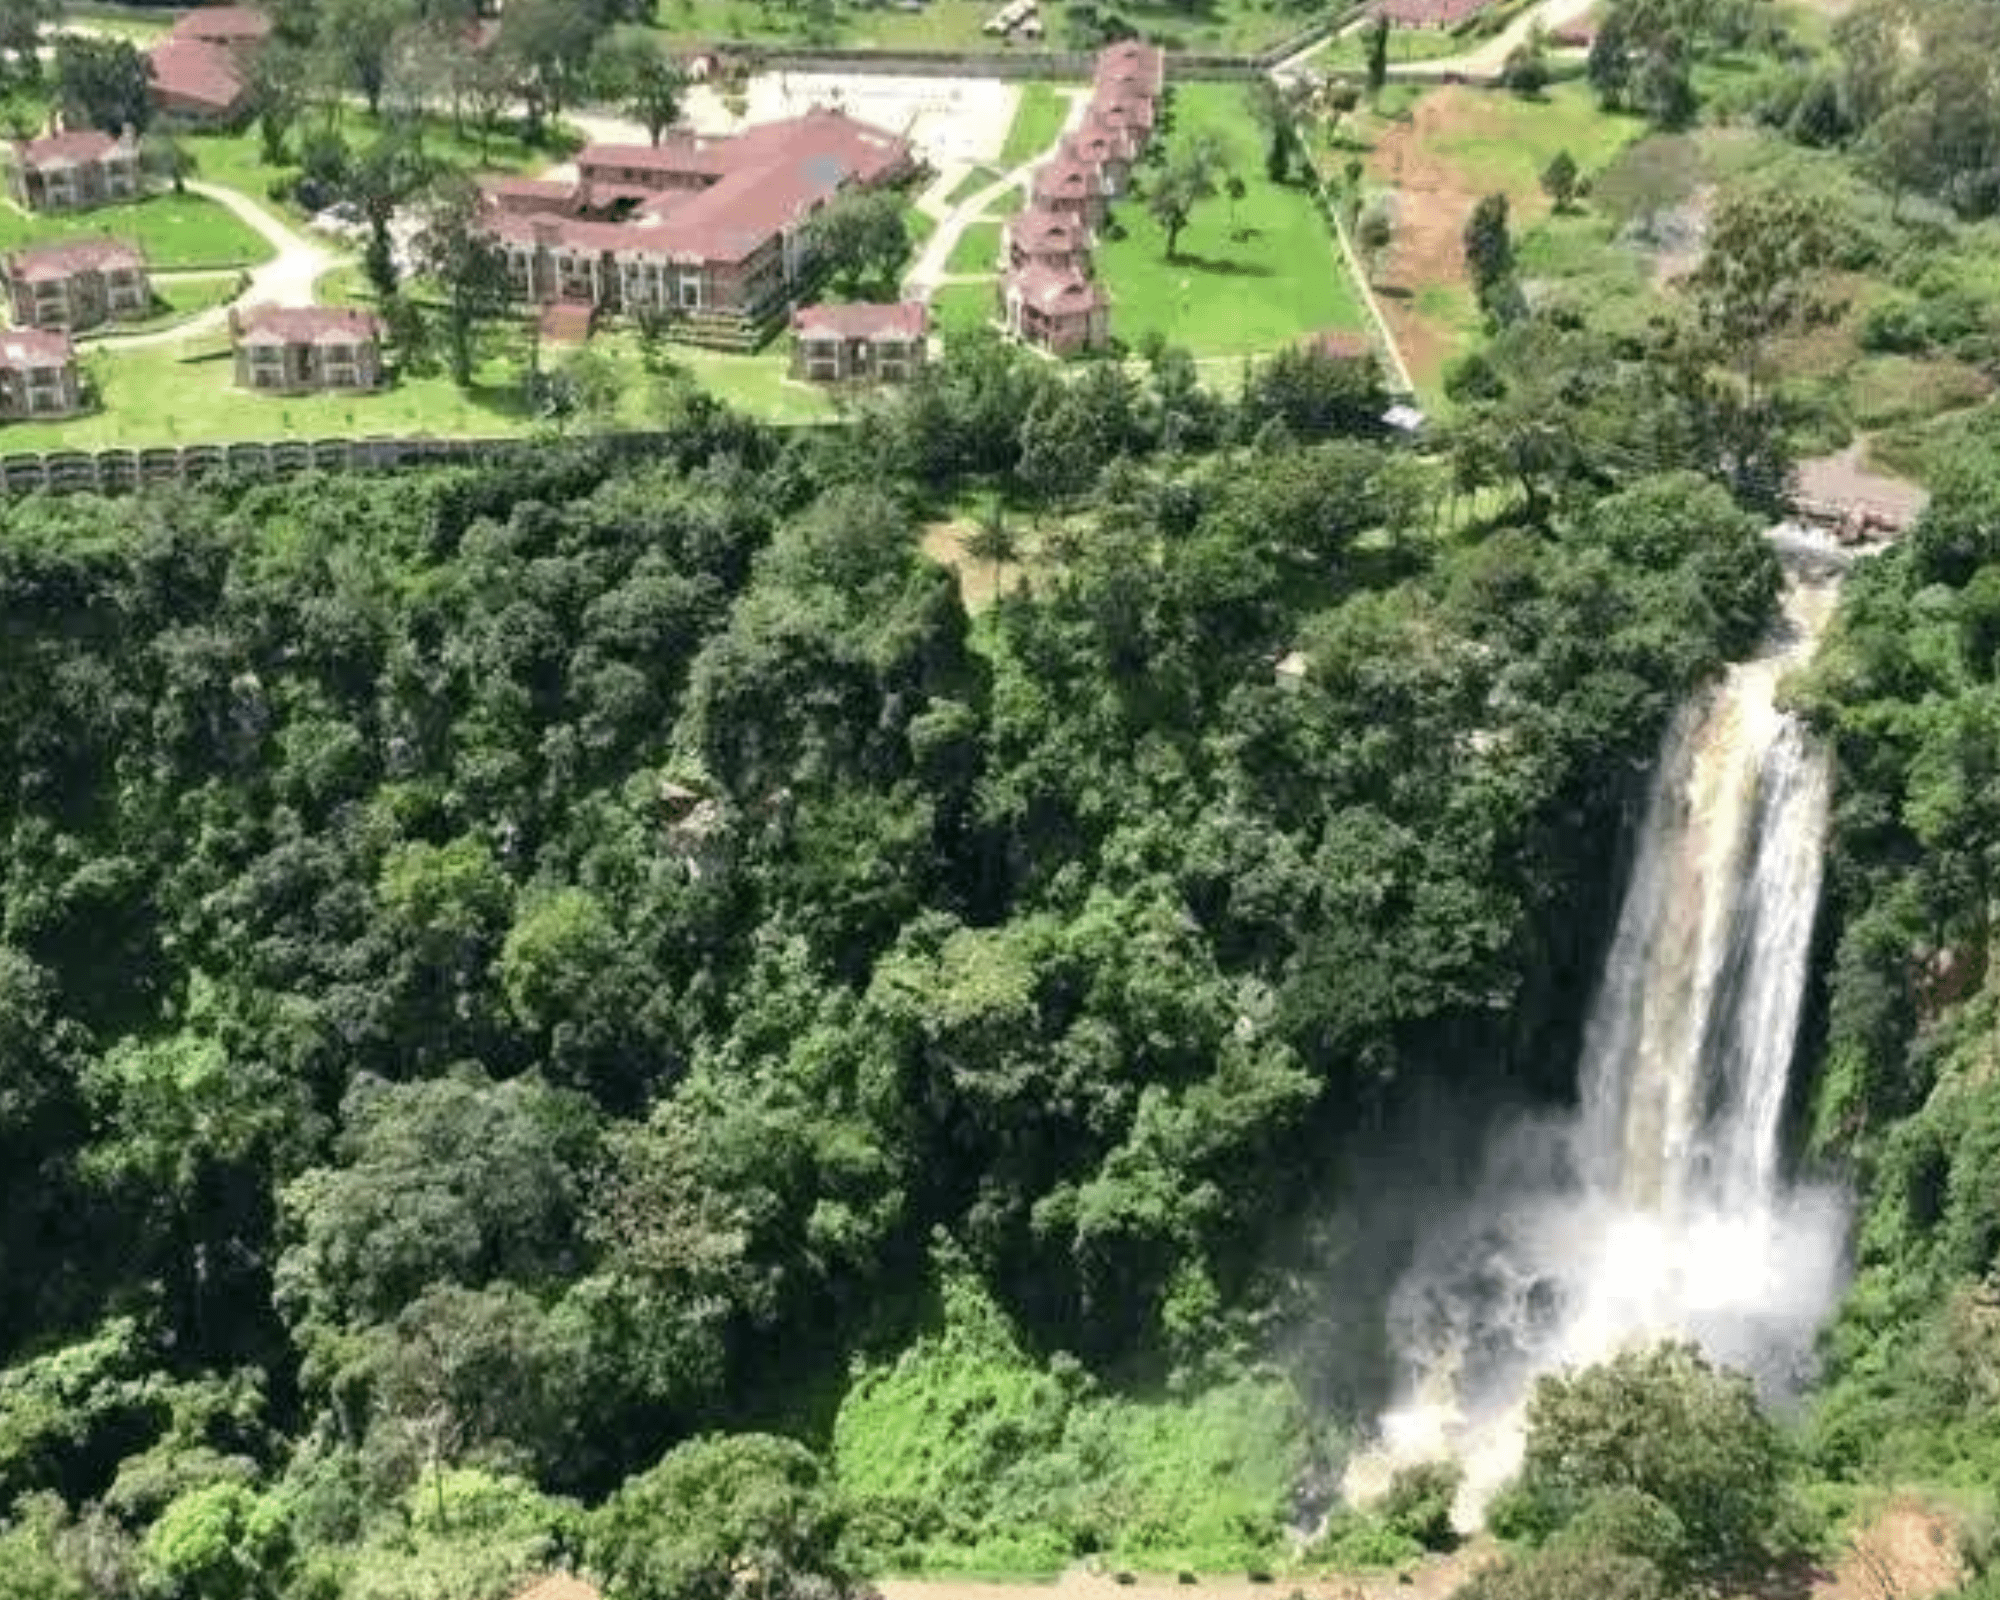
[{"left": 1378, "top": 1460, "right": 1460, "bottom": 1551}]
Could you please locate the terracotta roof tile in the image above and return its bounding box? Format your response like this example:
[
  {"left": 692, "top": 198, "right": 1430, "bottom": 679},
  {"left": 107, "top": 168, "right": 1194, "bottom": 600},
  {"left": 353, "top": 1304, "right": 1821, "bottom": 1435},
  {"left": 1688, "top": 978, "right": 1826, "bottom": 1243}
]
[
  {"left": 148, "top": 36, "right": 247, "bottom": 112},
  {"left": 1005, "top": 261, "right": 1107, "bottom": 315},
  {"left": 1007, "top": 206, "right": 1089, "bottom": 255},
  {"left": 0, "top": 327, "right": 75, "bottom": 366},
  {"left": 16, "top": 128, "right": 124, "bottom": 169},
  {"left": 6, "top": 238, "right": 146, "bottom": 280},
  {"left": 234, "top": 305, "right": 383, "bottom": 345},
  {"left": 793, "top": 300, "right": 928, "bottom": 339}
]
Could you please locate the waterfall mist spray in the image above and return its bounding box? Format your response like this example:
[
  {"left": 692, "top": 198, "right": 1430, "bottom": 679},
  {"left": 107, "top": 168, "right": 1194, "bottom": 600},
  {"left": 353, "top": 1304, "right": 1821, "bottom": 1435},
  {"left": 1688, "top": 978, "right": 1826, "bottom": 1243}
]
[{"left": 1343, "top": 529, "right": 1856, "bottom": 1527}]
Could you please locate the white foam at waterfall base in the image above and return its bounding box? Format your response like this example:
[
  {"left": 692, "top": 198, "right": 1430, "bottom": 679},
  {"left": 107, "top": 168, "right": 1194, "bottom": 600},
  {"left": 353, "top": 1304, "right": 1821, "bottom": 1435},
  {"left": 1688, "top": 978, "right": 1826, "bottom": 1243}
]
[{"left": 1341, "top": 533, "right": 1854, "bottom": 1529}]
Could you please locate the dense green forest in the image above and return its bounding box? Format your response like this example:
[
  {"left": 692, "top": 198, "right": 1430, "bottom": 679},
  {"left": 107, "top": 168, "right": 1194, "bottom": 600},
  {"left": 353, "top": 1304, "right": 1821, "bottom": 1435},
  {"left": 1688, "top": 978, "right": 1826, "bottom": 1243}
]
[
  {"left": 13, "top": 0, "right": 2000, "bottom": 1589},
  {"left": 0, "top": 312, "right": 1798, "bottom": 1600}
]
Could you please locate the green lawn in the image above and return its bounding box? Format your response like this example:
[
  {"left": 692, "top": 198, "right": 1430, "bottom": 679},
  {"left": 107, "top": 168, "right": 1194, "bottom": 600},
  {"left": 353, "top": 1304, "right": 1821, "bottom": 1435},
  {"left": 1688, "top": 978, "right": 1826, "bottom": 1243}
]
[
  {"left": 1419, "top": 83, "right": 1645, "bottom": 200},
  {"left": 3, "top": 322, "right": 832, "bottom": 450},
  {"left": 946, "top": 166, "right": 1001, "bottom": 207},
  {"left": 61, "top": 13, "right": 168, "bottom": 42},
  {"left": 1096, "top": 85, "right": 1369, "bottom": 356},
  {"left": 187, "top": 110, "right": 574, "bottom": 216},
  {"left": 0, "top": 192, "right": 272, "bottom": 269},
  {"left": 932, "top": 282, "right": 998, "bottom": 339},
  {"left": 1313, "top": 23, "right": 1468, "bottom": 70},
  {"left": 946, "top": 221, "right": 1003, "bottom": 276},
  {"left": 999, "top": 84, "right": 1074, "bottom": 169},
  {"left": 648, "top": 0, "right": 1318, "bottom": 53}
]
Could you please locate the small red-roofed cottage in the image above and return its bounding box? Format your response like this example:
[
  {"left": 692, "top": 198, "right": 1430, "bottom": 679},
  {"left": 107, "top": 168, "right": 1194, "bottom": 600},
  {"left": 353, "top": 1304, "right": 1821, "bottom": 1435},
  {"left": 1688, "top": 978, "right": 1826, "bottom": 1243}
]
[
  {"left": 148, "top": 37, "right": 251, "bottom": 123},
  {"left": 1095, "top": 39, "right": 1165, "bottom": 97},
  {"left": 7, "top": 127, "right": 141, "bottom": 212},
  {"left": 790, "top": 300, "right": 929, "bottom": 382},
  {"left": 3, "top": 238, "right": 151, "bottom": 329},
  {"left": 1003, "top": 263, "right": 1110, "bottom": 355},
  {"left": 1088, "top": 91, "right": 1156, "bottom": 150},
  {"left": 1031, "top": 155, "right": 1108, "bottom": 229},
  {"left": 148, "top": 8, "right": 268, "bottom": 124},
  {"left": 230, "top": 305, "right": 385, "bottom": 393},
  {"left": 0, "top": 327, "right": 81, "bottom": 418},
  {"left": 1061, "top": 126, "right": 1133, "bottom": 196},
  {"left": 1006, "top": 207, "right": 1091, "bottom": 274}
]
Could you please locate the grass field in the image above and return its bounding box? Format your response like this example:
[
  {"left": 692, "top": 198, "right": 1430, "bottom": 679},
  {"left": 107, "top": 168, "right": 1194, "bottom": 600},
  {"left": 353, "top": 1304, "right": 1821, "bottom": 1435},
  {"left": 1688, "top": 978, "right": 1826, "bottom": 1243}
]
[
  {"left": 4, "top": 324, "right": 833, "bottom": 450},
  {"left": 999, "top": 84, "right": 1073, "bottom": 168},
  {"left": 649, "top": 0, "right": 1322, "bottom": 53},
  {"left": 946, "top": 221, "right": 1003, "bottom": 276},
  {"left": 186, "top": 112, "right": 572, "bottom": 212},
  {"left": 1313, "top": 22, "right": 1468, "bottom": 69},
  {"left": 945, "top": 166, "right": 1001, "bottom": 207},
  {"left": 0, "top": 193, "right": 272, "bottom": 270},
  {"left": 1353, "top": 82, "right": 1644, "bottom": 391},
  {"left": 932, "top": 282, "right": 997, "bottom": 338},
  {"left": 1416, "top": 83, "right": 1645, "bottom": 200},
  {"left": 1096, "top": 84, "right": 1368, "bottom": 356}
]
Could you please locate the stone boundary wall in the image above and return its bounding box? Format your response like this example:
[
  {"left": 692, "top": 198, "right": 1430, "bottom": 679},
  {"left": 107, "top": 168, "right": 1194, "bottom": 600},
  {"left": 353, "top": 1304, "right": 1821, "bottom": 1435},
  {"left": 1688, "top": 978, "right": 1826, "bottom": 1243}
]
[
  {"left": 0, "top": 431, "right": 691, "bottom": 496},
  {"left": 726, "top": 5, "right": 1364, "bottom": 80}
]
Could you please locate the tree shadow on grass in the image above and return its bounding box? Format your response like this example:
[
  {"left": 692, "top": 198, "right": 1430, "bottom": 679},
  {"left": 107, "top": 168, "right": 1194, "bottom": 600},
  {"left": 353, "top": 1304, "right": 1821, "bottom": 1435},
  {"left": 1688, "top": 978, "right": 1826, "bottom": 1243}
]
[{"left": 1164, "top": 253, "right": 1276, "bottom": 277}]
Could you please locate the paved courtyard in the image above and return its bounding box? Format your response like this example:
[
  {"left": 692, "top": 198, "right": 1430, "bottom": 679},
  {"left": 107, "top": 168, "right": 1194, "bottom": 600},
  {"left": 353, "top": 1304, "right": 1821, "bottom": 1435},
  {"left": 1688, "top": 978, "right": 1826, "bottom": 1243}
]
[{"left": 568, "top": 73, "right": 1023, "bottom": 167}]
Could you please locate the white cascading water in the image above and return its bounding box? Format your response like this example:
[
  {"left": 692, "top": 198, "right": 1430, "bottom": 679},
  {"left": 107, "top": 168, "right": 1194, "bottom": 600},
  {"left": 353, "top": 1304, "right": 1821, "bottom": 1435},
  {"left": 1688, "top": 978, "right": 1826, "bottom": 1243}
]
[{"left": 1343, "top": 527, "right": 1855, "bottom": 1526}]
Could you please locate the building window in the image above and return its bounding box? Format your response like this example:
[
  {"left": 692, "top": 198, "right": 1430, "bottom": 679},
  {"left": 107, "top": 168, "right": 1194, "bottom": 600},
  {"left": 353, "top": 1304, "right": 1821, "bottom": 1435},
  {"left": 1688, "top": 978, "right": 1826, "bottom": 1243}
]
[{"left": 677, "top": 271, "right": 702, "bottom": 309}]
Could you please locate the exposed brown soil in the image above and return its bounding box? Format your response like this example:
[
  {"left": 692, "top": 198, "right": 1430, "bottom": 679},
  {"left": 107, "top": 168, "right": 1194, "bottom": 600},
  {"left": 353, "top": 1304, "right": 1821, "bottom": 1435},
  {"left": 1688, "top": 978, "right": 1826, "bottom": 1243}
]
[
  {"left": 1795, "top": 442, "right": 1930, "bottom": 527},
  {"left": 922, "top": 519, "right": 1027, "bottom": 612},
  {"left": 1363, "top": 93, "right": 1490, "bottom": 388},
  {"left": 1815, "top": 1500, "right": 1969, "bottom": 1600}
]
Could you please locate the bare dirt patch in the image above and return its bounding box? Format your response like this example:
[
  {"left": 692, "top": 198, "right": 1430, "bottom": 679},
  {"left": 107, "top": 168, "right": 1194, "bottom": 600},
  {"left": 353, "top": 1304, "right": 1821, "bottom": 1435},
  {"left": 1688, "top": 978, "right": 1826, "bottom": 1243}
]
[
  {"left": 1365, "top": 93, "right": 1492, "bottom": 388},
  {"left": 1813, "top": 1500, "right": 1969, "bottom": 1600},
  {"left": 922, "top": 520, "right": 1025, "bottom": 612}
]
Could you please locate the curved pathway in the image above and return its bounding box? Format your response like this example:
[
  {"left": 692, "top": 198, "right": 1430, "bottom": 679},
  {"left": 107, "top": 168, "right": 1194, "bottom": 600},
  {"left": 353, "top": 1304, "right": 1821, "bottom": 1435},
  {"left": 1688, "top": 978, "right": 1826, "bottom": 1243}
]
[
  {"left": 93, "top": 180, "right": 349, "bottom": 351},
  {"left": 1272, "top": 0, "right": 1596, "bottom": 83},
  {"left": 903, "top": 88, "right": 1089, "bottom": 299}
]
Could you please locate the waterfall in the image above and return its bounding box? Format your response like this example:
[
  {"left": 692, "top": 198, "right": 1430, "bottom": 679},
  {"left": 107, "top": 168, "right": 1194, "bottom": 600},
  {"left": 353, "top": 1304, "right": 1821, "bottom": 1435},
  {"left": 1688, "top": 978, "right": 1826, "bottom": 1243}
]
[{"left": 1342, "top": 528, "right": 1854, "bottom": 1526}]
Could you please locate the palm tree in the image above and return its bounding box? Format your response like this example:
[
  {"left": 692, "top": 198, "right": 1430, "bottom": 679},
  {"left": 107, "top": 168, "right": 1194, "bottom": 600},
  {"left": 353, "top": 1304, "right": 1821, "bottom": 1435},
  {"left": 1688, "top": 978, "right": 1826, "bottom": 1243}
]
[{"left": 962, "top": 505, "right": 1020, "bottom": 603}]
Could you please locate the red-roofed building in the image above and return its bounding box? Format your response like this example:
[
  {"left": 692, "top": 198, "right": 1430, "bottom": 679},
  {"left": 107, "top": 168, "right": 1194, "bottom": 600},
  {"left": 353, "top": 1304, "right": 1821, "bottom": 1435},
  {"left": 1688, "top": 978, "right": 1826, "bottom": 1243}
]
[
  {"left": 3, "top": 238, "right": 151, "bottom": 329},
  {"left": 1006, "top": 207, "right": 1090, "bottom": 274},
  {"left": 230, "top": 305, "right": 385, "bottom": 392},
  {"left": 1094, "top": 39, "right": 1165, "bottom": 97},
  {"left": 790, "top": 300, "right": 928, "bottom": 382},
  {"left": 478, "top": 175, "right": 580, "bottom": 217},
  {"left": 149, "top": 7, "right": 267, "bottom": 123},
  {"left": 1088, "top": 91, "right": 1157, "bottom": 148},
  {"left": 483, "top": 108, "right": 918, "bottom": 330},
  {"left": 148, "top": 36, "right": 251, "bottom": 123},
  {"left": 1061, "top": 125, "right": 1134, "bottom": 195},
  {"left": 1031, "top": 155, "right": 1108, "bottom": 228},
  {"left": 7, "top": 127, "right": 140, "bottom": 212},
  {"left": 1002, "top": 263, "right": 1109, "bottom": 355},
  {"left": 0, "top": 327, "right": 81, "bottom": 418}
]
